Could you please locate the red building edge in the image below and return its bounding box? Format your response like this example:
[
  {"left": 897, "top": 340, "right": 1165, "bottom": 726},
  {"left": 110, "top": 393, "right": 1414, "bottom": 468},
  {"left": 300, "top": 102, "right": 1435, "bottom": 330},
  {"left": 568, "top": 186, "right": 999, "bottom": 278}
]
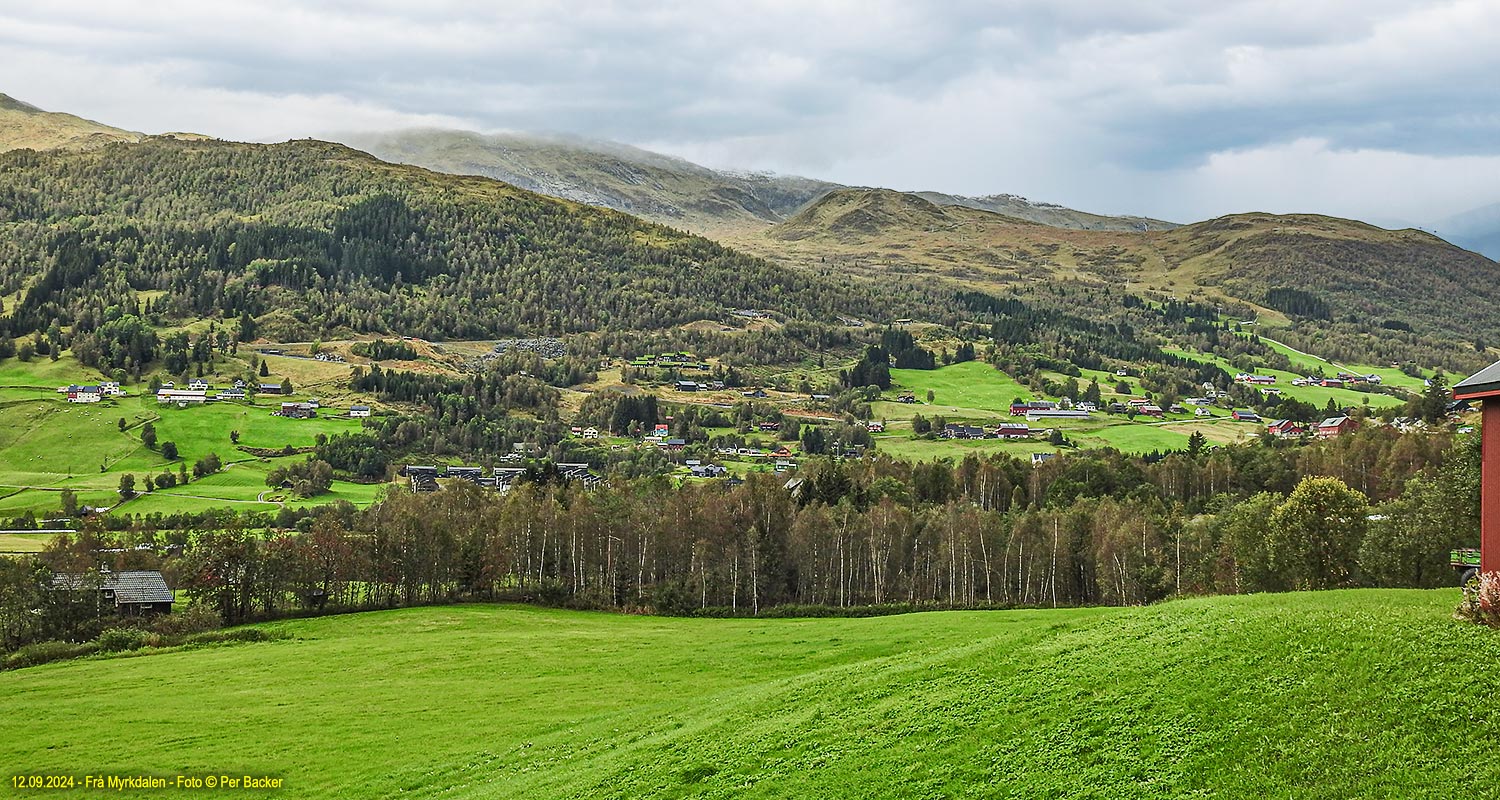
[{"left": 1453, "top": 360, "right": 1500, "bottom": 577}]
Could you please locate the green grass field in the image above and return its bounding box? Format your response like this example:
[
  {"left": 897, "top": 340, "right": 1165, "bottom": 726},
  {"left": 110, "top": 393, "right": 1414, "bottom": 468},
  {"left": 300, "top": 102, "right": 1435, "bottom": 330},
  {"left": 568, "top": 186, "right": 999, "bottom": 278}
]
[
  {"left": 0, "top": 387, "right": 380, "bottom": 518},
  {"left": 1162, "top": 346, "right": 1406, "bottom": 410},
  {"left": 2, "top": 590, "right": 1495, "bottom": 798}
]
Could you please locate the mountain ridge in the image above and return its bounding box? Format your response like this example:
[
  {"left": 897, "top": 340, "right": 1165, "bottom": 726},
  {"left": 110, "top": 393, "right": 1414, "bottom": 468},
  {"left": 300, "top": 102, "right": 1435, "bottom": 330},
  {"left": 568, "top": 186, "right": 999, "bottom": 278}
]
[{"left": 0, "top": 93, "right": 144, "bottom": 152}]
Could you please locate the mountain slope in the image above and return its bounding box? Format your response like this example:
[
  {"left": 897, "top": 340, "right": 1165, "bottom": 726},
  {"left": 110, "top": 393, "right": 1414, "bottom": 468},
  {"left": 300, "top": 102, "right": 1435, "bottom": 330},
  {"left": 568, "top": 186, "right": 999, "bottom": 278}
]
[
  {"left": 722, "top": 190, "right": 1500, "bottom": 354},
  {"left": 0, "top": 137, "right": 899, "bottom": 342},
  {"left": 916, "top": 190, "right": 1178, "bottom": 232},
  {"left": 338, "top": 128, "right": 838, "bottom": 231},
  {"left": 337, "top": 128, "right": 1177, "bottom": 237},
  {"left": 0, "top": 93, "right": 143, "bottom": 152},
  {"left": 1433, "top": 201, "right": 1500, "bottom": 260}
]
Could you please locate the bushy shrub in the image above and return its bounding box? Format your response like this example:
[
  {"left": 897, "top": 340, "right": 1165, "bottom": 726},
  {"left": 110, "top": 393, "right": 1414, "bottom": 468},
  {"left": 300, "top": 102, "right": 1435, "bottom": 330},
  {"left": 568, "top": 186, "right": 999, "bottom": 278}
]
[
  {"left": 1457, "top": 572, "right": 1500, "bottom": 628},
  {"left": 3, "top": 640, "right": 98, "bottom": 669},
  {"left": 184, "top": 628, "right": 285, "bottom": 646},
  {"left": 148, "top": 604, "right": 223, "bottom": 637},
  {"left": 96, "top": 627, "right": 148, "bottom": 653}
]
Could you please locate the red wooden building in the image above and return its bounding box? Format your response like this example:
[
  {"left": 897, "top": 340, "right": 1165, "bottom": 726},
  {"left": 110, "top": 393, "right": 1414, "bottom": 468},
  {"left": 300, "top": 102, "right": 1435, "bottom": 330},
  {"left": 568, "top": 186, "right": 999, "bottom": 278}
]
[{"left": 1454, "top": 362, "right": 1500, "bottom": 576}]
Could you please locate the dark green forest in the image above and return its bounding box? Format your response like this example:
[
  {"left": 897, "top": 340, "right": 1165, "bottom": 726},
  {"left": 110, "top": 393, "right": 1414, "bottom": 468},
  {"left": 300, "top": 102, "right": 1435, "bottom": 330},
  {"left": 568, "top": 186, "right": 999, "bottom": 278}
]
[{"left": 0, "top": 138, "right": 917, "bottom": 343}]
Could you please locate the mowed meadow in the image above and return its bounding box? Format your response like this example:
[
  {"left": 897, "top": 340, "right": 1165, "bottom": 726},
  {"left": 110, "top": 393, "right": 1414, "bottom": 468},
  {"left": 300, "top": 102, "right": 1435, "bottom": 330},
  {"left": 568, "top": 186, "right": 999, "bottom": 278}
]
[{"left": 4, "top": 590, "right": 1498, "bottom": 799}]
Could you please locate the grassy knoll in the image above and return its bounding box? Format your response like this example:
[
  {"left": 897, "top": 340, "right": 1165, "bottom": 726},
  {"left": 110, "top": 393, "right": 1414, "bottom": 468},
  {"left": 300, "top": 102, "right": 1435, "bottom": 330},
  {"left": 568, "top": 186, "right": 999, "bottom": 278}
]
[
  {"left": 887, "top": 361, "right": 1034, "bottom": 417},
  {"left": 3, "top": 591, "right": 1496, "bottom": 798}
]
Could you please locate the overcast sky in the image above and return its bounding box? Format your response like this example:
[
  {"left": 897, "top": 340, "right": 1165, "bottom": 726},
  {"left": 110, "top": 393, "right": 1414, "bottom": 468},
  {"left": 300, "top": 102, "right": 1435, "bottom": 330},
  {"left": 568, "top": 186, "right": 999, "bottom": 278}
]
[{"left": 3, "top": 0, "right": 1498, "bottom": 225}]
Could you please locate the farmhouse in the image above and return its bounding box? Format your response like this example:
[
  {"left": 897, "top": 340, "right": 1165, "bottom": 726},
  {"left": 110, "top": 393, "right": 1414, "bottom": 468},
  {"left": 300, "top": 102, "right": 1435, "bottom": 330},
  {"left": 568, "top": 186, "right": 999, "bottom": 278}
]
[
  {"left": 217, "top": 388, "right": 247, "bottom": 401},
  {"left": 1026, "top": 409, "right": 1090, "bottom": 421},
  {"left": 1267, "top": 419, "right": 1304, "bottom": 438},
  {"left": 866, "top": 421, "right": 885, "bottom": 433},
  {"left": 581, "top": 427, "right": 600, "bottom": 439},
  {"left": 1031, "top": 453, "right": 1055, "bottom": 466},
  {"left": 188, "top": 378, "right": 211, "bottom": 391},
  {"left": 51, "top": 569, "right": 174, "bottom": 615},
  {"left": 280, "top": 402, "right": 317, "bottom": 419},
  {"left": 1194, "top": 407, "right": 1214, "bottom": 418},
  {"left": 994, "top": 423, "right": 1031, "bottom": 439},
  {"left": 675, "top": 380, "right": 699, "bottom": 392},
  {"left": 1320, "top": 378, "right": 1345, "bottom": 388},
  {"left": 99, "top": 381, "right": 123, "bottom": 396},
  {"left": 350, "top": 404, "right": 371, "bottom": 418},
  {"left": 690, "top": 464, "right": 730, "bottom": 478},
  {"left": 1231, "top": 410, "right": 1261, "bottom": 422},
  {"left": 942, "top": 423, "right": 986, "bottom": 439},
  {"left": 156, "top": 389, "right": 207, "bottom": 405},
  {"left": 1139, "top": 405, "right": 1164, "bottom": 418},
  {"left": 741, "top": 388, "right": 768, "bottom": 398},
  {"left": 1316, "top": 416, "right": 1355, "bottom": 438},
  {"left": 259, "top": 383, "right": 283, "bottom": 394},
  {"left": 67, "top": 385, "right": 102, "bottom": 403}
]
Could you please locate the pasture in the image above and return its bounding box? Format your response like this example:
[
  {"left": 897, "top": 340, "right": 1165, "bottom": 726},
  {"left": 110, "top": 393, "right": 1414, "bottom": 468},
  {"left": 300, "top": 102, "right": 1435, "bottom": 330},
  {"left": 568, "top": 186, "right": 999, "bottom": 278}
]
[{"left": 2, "top": 590, "right": 1495, "bottom": 798}]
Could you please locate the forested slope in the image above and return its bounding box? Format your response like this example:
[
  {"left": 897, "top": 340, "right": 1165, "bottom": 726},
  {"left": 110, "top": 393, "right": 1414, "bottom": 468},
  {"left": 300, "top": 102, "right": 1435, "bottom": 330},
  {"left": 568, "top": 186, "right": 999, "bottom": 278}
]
[{"left": 0, "top": 138, "right": 900, "bottom": 342}]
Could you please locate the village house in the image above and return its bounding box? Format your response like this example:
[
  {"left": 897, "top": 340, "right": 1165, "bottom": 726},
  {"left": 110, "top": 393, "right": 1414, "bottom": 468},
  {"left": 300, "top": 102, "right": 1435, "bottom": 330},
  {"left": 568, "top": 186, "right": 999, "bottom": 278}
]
[
  {"left": 217, "top": 388, "right": 247, "bottom": 401},
  {"left": 51, "top": 569, "right": 174, "bottom": 615},
  {"left": 866, "top": 421, "right": 885, "bottom": 433},
  {"left": 994, "top": 423, "right": 1031, "bottom": 439},
  {"left": 67, "top": 385, "right": 102, "bottom": 404},
  {"left": 1316, "top": 416, "right": 1355, "bottom": 438},
  {"left": 675, "top": 380, "right": 699, "bottom": 392},
  {"left": 258, "top": 383, "right": 283, "bottom": 394},
  {"left": 99, "top": 381, "right": 123, "bottom": 396},
  {"left": 581, "top": 427, "right": 600, "bottom": 440},
  {"left": 1032, "top": 453, "right": 1055, "bottom": 467},
  {"left": 1026, "top": 409, "right": 1090, "bottom": 421},
  {"left": 1139, "top": 405, "right": 1164, "bottom": 418},
  {"left": 405, "top": 465, "right": 440, "bottom": 492},
  {"left": 1267, "top": 419, "right": 1304, "bottom": 438},
  {"left": 758, "top": 421, "right": 781, "bottom": 432},
  {"left": 942, "top": 423, "right": 987, "bottom": 440},
  {"left": 188, "top": 378, "right": 211, "bottom": 391},
  {"left": 279, "top": 402, "right": 317, "bottom": 419},
  {"left": 156, "top": 388, "right": 207, "bottom": 405},
  {"left": 1195, "top": 407, "right": 1214, "bottom": 418},
  {"left": 350, "top": 404, "right": 371, "bottom": 418},
  {"left": 1231, "top": 410, "right": 1262, "bottom": 422},
  {"left": 741, "top": 388, "right": 768, "bottom": 398}
]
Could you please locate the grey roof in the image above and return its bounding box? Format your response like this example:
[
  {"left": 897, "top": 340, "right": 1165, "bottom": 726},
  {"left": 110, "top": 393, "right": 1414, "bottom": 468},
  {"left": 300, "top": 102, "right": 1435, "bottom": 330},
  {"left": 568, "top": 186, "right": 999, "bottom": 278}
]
[
  {"left": 1455, "top": 359, "right": 1500, "bottom": 397},
  {"left": 52, "top": 570, "right": 174, "bottom": 605}
]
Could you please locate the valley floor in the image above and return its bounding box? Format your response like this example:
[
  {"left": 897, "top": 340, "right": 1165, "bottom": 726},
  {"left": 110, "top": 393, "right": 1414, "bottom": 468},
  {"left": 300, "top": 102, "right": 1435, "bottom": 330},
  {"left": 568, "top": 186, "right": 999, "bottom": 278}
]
[{"left": 3, "top": 590, "right": 1497, "bottom": 798}]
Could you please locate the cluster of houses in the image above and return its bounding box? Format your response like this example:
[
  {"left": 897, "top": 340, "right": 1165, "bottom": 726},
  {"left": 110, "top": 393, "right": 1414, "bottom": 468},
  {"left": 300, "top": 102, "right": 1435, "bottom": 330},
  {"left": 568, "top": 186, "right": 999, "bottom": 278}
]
[
  {"left": 59, "top": 381, "right": 126, "bottom": 403},
  {"left": 313, "top": 351, "right": 346, "bottom": 363},
  {"left": 629, "top": 352, "right": 710, "bottom": 371},
  {"left": 1238, "top": 370, "right": 1384, "bottom": 390},
  {"left": 673, "top": 379, "right": 727, "bottom": 392},
  {"left": 152, "top": 379, "right": 267, "bottom": 406},
  {"left": 1264, "top": 415, "right": 1356, "bottom": 439},
  {"left": 404, "top": 462, "right": 603, "bottom": 493},
  {"left": 942, "top": 422, "right": 1037, "bottom": 440}
]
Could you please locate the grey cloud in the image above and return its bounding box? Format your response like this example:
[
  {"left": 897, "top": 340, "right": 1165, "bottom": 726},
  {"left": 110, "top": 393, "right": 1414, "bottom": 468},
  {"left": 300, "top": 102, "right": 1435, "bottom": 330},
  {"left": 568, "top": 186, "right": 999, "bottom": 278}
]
[{"left": 1, "top": 0, "right": 1497, "bottom": 223}]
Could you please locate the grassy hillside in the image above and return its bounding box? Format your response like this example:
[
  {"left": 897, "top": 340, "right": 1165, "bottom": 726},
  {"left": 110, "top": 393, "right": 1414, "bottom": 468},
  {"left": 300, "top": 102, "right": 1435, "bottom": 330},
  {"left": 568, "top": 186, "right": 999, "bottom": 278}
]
[
  {"left": 3, "top": 591, "right": 1495, "bottom": 798},
  {"left": 0, "top": 93, "right": 143, "bottom": 152},
  {"left": 718, "top": 191, "right": 1500, "bottom": 365},
  {"left": 916, "top": 189, "right": 1178, "bottom": 232}
]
